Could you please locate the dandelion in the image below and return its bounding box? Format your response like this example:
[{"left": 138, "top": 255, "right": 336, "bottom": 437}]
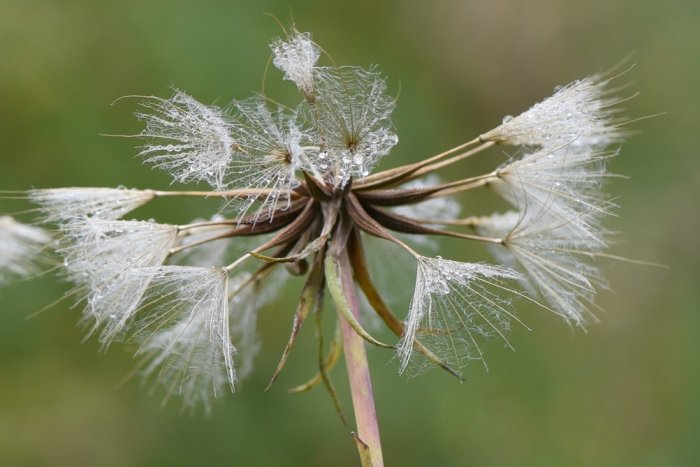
[{"left": 1, "top": 28, "right": 637, "bottom": 466}]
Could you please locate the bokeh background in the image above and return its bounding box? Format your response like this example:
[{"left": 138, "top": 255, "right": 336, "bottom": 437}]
[{"left": 1, "top": 1, "right": 698, "bottom": 466}]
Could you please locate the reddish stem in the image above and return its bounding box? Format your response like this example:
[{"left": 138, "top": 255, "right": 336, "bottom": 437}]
[{"left": 337, "top": 249, "right": 384, "bottom": 467}]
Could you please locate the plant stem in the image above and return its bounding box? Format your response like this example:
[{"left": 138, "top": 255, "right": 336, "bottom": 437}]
[{"left": 337, "top": 249, "right": 384, "bottom": 467}]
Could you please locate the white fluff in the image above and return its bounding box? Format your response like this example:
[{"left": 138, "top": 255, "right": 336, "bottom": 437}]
[
  {"left": 0, "top": 216, "right": 51, "bottom": 283},
  {"left": 228, "top": 273, "right": 261, "bottom": 380},
  {"left": 486, "top": 143, "right": 615, "bottom": 323},
  {"left": 29, "top": 187, "right": 154, "bottom": 223},
  {"left": 223, "top": 96, "right": 307, "bottom": 219},
  {"left": 270, "top": 30, "right": 321, "bottom": 97},
  {"left": 137, "top": 90, "right": 235, "bottom": 190},
  {"left": 133, "top": 266, "right": 235, "bottom": 413},
  {"left": 307, "top": 66, "right": 398, "bottom": 186},
  {"left": 5, "top": 29, "right": 633, "bottom": 409},
  {"left": 480, "top": 74, "right": 625, "bottom": 148},
  {"left": 477, "top": 210, "right": 606, "bottom": 325},
  {"left": 58, "top": 219, "right": 177, "bottom": 344},
  {"left": 493, "top": 144, "right": 615, "bottom": 249},
  {"left": 398, "top": 256, "right": 521, "bottom": 374}
]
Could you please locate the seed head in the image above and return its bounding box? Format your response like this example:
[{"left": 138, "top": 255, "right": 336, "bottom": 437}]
[{"left": 2, "top": 28, "right": 637, "bottom": 417}]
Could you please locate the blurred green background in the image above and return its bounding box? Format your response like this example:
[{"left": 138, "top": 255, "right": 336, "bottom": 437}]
[{"left": 1, "top": 0, "right": 698, "bottom": 466}]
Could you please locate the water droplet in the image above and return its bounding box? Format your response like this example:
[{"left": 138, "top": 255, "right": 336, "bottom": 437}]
[{"left": 502, "top": 115, "right": 514, "bottom": 124}]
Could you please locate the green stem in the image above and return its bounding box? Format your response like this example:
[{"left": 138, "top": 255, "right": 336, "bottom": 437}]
[{"left": 337, "top": 249, "right": 384, "bottom": 467}]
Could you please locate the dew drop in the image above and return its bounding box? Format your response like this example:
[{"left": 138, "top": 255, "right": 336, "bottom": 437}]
[{"left": 502, "top": 115, "right": 514, "bottom": 124}]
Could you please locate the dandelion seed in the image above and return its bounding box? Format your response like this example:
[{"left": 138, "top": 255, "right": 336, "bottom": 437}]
[
  {"left": 494, "top": 144, "right": 615, "bottom": 219},
  {"left": 477, "top": 210, "right": 605, "bottom": 325},
  {"left": 398, "top": 256, "right": 522, "bottom": 374},
  {"left": 137, "top": 90, "right": 235, "bottom": 189},
  {"left": 58, "top": 219, "right": 177, "bottom": 343},
  {"left": 224, "top": 96, "right": 308, "bottom": 219},
  {"left": 308, "top": 66, "right": 398, "bottom": 186},
  {"left": 29, "top": 187, "right": 155, "bottom": 223},
  {"left": 480, "top": 74, "right": 627, "bottom": 147},
  {"left": 271, "top": 29, "right": 321, "bottom": 98},
  {"left": 134, "top": 266, "right": 234, "bottom": 413},
  {"left": 0, "top": 216, "right": 51, "bottom": 283}
]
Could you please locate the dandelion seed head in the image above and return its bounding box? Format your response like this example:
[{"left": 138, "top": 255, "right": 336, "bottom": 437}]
[
  {"left": 1, "top": 27, "right": 636, "bottom": 419},
  {"left": 223, "top": 97, "right": 308, "bottom": 218}
]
